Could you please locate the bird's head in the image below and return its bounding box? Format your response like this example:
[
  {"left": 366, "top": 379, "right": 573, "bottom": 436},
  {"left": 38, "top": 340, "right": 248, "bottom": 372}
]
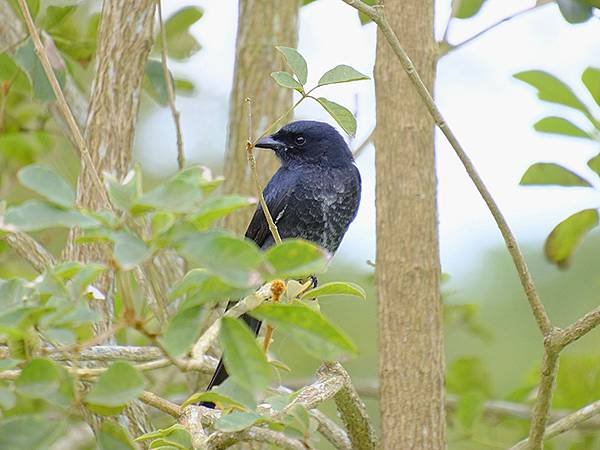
[{"left": 254, "top": 120, "right": 354, "bottom": 167}]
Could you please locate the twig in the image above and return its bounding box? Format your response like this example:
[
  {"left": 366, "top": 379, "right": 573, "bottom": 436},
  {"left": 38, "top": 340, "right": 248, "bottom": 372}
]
[
  {"left": 340, "top": 0, "right": 552, "bottom": 338},
  {"left": 352, "top": 127, "right": 374, "bottom": 159},
  {"left": 525, "top": 350, "right": 560, "bottom": 449},
  {"left": 442, "top": 5, "right": 541, "bottom": 56},
  {"left": 16, "top": 0, "right": 112, "bottom": 211},
  {"left": 246, "top": 98, "right": 282, "bottom": 245},
  {"left": 206, "top": 427, "right": 306, "bottom": 450},
  {"left": 2, "top": 230, "right": 55, "bottom": 272},
  {"left": 311, "top": 409, "right": 352, "bottom": 450},
  {"left": 322, "top": 362, "right": 378, "bottom": 450},
  {"left": 139, "top": 390, "right": 181, "bottom": 417},
  {"left": 191, "top": 282, "right": 282, "bottom": 361},
  {"left": 555, "top": 305, "right": 600, "bottom": 349},
  {"left": 511, "top": 400, "right": 600, "bottom": 450},
  {"left": 157, "top": 0, "right": 185, "bottom": 170}
]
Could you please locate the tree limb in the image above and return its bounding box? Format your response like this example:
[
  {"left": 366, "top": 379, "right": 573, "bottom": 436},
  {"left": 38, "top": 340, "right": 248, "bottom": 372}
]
[
  {"left": 511, "top": 399, "right": 600, "bottom": 449},
  {"left": 2, "top": 230, "right": 55, "bottom": 272}
]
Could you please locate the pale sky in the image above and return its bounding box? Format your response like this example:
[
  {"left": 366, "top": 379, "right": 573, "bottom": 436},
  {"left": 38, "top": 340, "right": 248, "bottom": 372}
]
[{"left": 138, "top": 0, "right": 600, "bottom": 277}]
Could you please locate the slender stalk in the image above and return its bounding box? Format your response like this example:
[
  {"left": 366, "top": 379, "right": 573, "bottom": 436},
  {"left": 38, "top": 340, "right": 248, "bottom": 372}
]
[
  {"left": 246, "top": 97, "right": 283, "bottom": 244},
  {"left": 16, "top": 0, "right": 112, "bottom": 211},
  {"left": 441, "top": 5, "right": 542, "bottom": 56},
  {"left": 157, "top": 0, "right": 185, "bottom": 170}
]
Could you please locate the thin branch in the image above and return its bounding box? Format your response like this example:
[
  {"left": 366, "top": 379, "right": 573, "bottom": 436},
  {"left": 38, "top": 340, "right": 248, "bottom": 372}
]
[
  {"left": 191, "top": 281, "right": 283, "bottom": 361},
  {"left": 139, "top": 390, "right": 181, "bottom": 417},
  {"left": 511, "top": 400, "right": 600, "bottom": 450},
  {"left": 157, "top": 0, "right": 185, "bottom": 170},
  {"left": 246, "top": 98, "right": 282, "bottom": 245},
  {"left": 206, "top": 427, "right": 306, "bottom": 450},
  {"left": 322, "top": 362, "right": 378, "bottom": 450},
  {"left": 340, "top": 0, "right": 552, "bottom": 337},
  {"left": 16, "top": 0, "right": 111, "bottom": 210},
  {"left": 442, "top": 5, "right": 541, "bottom": 56},
  {"left": 352, "top": 127, "right": 375, "bottom": 159},
  {"left": 555, "top": 305, "right": 600, "bottom": 349},
  {"left": 311, "top": 409, "right": 352, "bottom": 450},
  {"left": 2, "top": 230, "right": 55, "bottom": 272},
  {"left": 526, "top": 350, "right": 560, "bottom": 450}
]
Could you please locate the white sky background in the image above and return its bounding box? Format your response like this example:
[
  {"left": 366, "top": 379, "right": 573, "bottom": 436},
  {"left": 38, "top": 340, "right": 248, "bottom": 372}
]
[{"left": 138, "top": 0, "right": 600, "bottom": 277}]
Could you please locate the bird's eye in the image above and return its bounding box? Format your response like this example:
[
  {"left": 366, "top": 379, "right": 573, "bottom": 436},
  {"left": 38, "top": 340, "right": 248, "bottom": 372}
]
[{"left": 295, "top": 136, "right": 306, "bottom": 146}]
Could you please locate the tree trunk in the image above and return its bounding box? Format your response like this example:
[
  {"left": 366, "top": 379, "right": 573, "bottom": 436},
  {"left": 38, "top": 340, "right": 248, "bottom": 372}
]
[
  {"left": 374, "top": 0, "right": 445, "bottom": 448},
  {"left": 222, "top": 0, "right": 300, "bottom": 234},
  {"left": 61, "top": 0, "right": 157, "bottom": 440},
  {"left": 64, "top": 0, "right": 156, "bottom": 334}
]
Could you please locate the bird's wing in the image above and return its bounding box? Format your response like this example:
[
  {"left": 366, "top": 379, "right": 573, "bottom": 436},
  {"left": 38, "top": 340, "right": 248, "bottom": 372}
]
[{"left": 245, "top": 170, "right": 294, "bottom": 248}]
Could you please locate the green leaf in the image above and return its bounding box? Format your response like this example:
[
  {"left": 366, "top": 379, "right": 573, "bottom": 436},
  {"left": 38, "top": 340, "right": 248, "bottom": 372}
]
[
  {"left": 544, "top": 209, "right": 599, "bottom": 268},
  {"left": 148, "top": 427, "right": 192, "bottom": 449},
  {"left": 0, "top": 359, "right": 19, "bottom": 371},
  {"left": 175, "top": 78, "right": 195, "bottom": 95},
  {"left": 158, "top": 305, "right": 203, "bottom": 357},
  {"left": 5, "top": 200, "right": 99, "bottom": 231},
  {"left": 514, "top": 70, "right": 590, "bottom": 116},
  {"left": 165, "top": 6, "right": 203, "bottom": 60},
  {"left": 557, "top": 0, "right": 593, "bottom": 23},
  {"left": 214, "top": 411, "right": 262, "bottom": 432},
  {"left": 106, "top": 169, "right": 141, "bottom": 212},
  {"left": 251, "top": 303, "right": 357, "bottom": 360},
  {"left": 14, "top": 39, "right": 65, "bottom": 101},
  {"left": 220, "top": 316, "right": 271, "bottom": 394},
  {"left": 85, "top": 362, "right": 146, "bottom": 415},
  {"left": 18, "top": 164, "right": 75, "bottom": 207},
  {"left": 41, "top": 5, "right": 77, "bottom": 30},
  {"left": 134, "top": 166, "right": 220, "bottom": 214},
  {"left": 553, "top": 356, "right": 600, "bottom": 408},
  {"left": 144, "top": 59, "right": 171, "bottom": 106},
  {"left": 170, "top": 269, "right": 252, "bottom": 308},
  {"left": 181, "top": 391, "right": 248, "bottom": 410},
  {"left": 455, "top": 391, "right": 485, "bottom": 429},
  {"left": 98, "top": 421, "right": 136, "bottom": 450},
  {"left": 178, "top": 231, "right": 263, "bottom": 287},
  {"left": 0, "top": 387, "right": 16, "bottom": 410},
  {"left": 271, "top": 71, "right": 304, "bottom": 92},
  {"left": 315, "top": 97, "right": 357, "bottom": 137},
  {"left": 300, "top": 281, "right": 366, "bottom": 300},
  {"left": 587, "top": 153, "right": 600, "bottom": 178},
  {"left": 275, "top": 46, "right": 308, "bottom": 85},
  {"left": 16, "top": 358, "right": 74, "bottom": 407},
  {"left": 446, "top": 357, "right": 491, "bottom": 396},
  {"left": 317, "top": 64, "right": 369, "bottom": 87},
  {"left": 188, "top": 195, "right": 256, "bottom": 230},
  {"left": 7, "top": 0, "right": 40, "bottom": 19},
  {"left": 533, "top": 117, "right": 591, "bottom": 139},
  {"left": 151, "top": 211, "right": 175, "bottom": 238},
  {"left": 112, "top": 230, "right": 151, "bottom": 270},
  {"left": 15, "top": 358, "right": 58, "bottom": 398},
  {"left": 453, "top": 0, "right": 486, "bottom": 19},
  {"left": 520, "top": 163, "right": 592, "bottom": 187},
  {"left": 0, "top": 416, "right": 64, "bottom": 449},
  {"left": 264, "top": 239, "right": 328, "bottom": 279},
  {"left": 582, "top": 66, "right": 600, "bottom": 107}
]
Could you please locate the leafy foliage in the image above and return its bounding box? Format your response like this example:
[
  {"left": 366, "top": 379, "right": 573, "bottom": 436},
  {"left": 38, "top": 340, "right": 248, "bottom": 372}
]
[
  {"left": 270, "top": 47, "right": 369, "bottom": 137},
  {"left": 516, "top": 67, "right": 600, "bottom": 266}
]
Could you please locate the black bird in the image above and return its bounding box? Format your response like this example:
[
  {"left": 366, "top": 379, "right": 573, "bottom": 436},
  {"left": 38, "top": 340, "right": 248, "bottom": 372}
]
[{"left": 203, "top": 120, "right": 361, "bottom": 398}]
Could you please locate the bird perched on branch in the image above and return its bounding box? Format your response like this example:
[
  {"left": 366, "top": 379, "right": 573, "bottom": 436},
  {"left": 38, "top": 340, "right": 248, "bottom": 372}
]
[{"left": 203, "top": 120, "right": 361, "bottom": 401}]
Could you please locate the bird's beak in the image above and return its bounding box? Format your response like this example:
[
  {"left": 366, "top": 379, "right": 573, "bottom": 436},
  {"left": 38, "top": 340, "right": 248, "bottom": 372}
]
[{"left": 255, "top": 135, "right": 282, "bottom": 151}]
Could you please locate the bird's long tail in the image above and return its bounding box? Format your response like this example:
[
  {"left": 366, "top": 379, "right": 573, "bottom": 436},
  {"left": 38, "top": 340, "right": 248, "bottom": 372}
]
[{"left": 200, "top": 304, "right": 262, "bottom": 408}]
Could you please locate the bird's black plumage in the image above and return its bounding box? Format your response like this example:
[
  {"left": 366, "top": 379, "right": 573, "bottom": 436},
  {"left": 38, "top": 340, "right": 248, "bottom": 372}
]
[{"left": 203, "top": 120, "right": 361, "bottom": 399}]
